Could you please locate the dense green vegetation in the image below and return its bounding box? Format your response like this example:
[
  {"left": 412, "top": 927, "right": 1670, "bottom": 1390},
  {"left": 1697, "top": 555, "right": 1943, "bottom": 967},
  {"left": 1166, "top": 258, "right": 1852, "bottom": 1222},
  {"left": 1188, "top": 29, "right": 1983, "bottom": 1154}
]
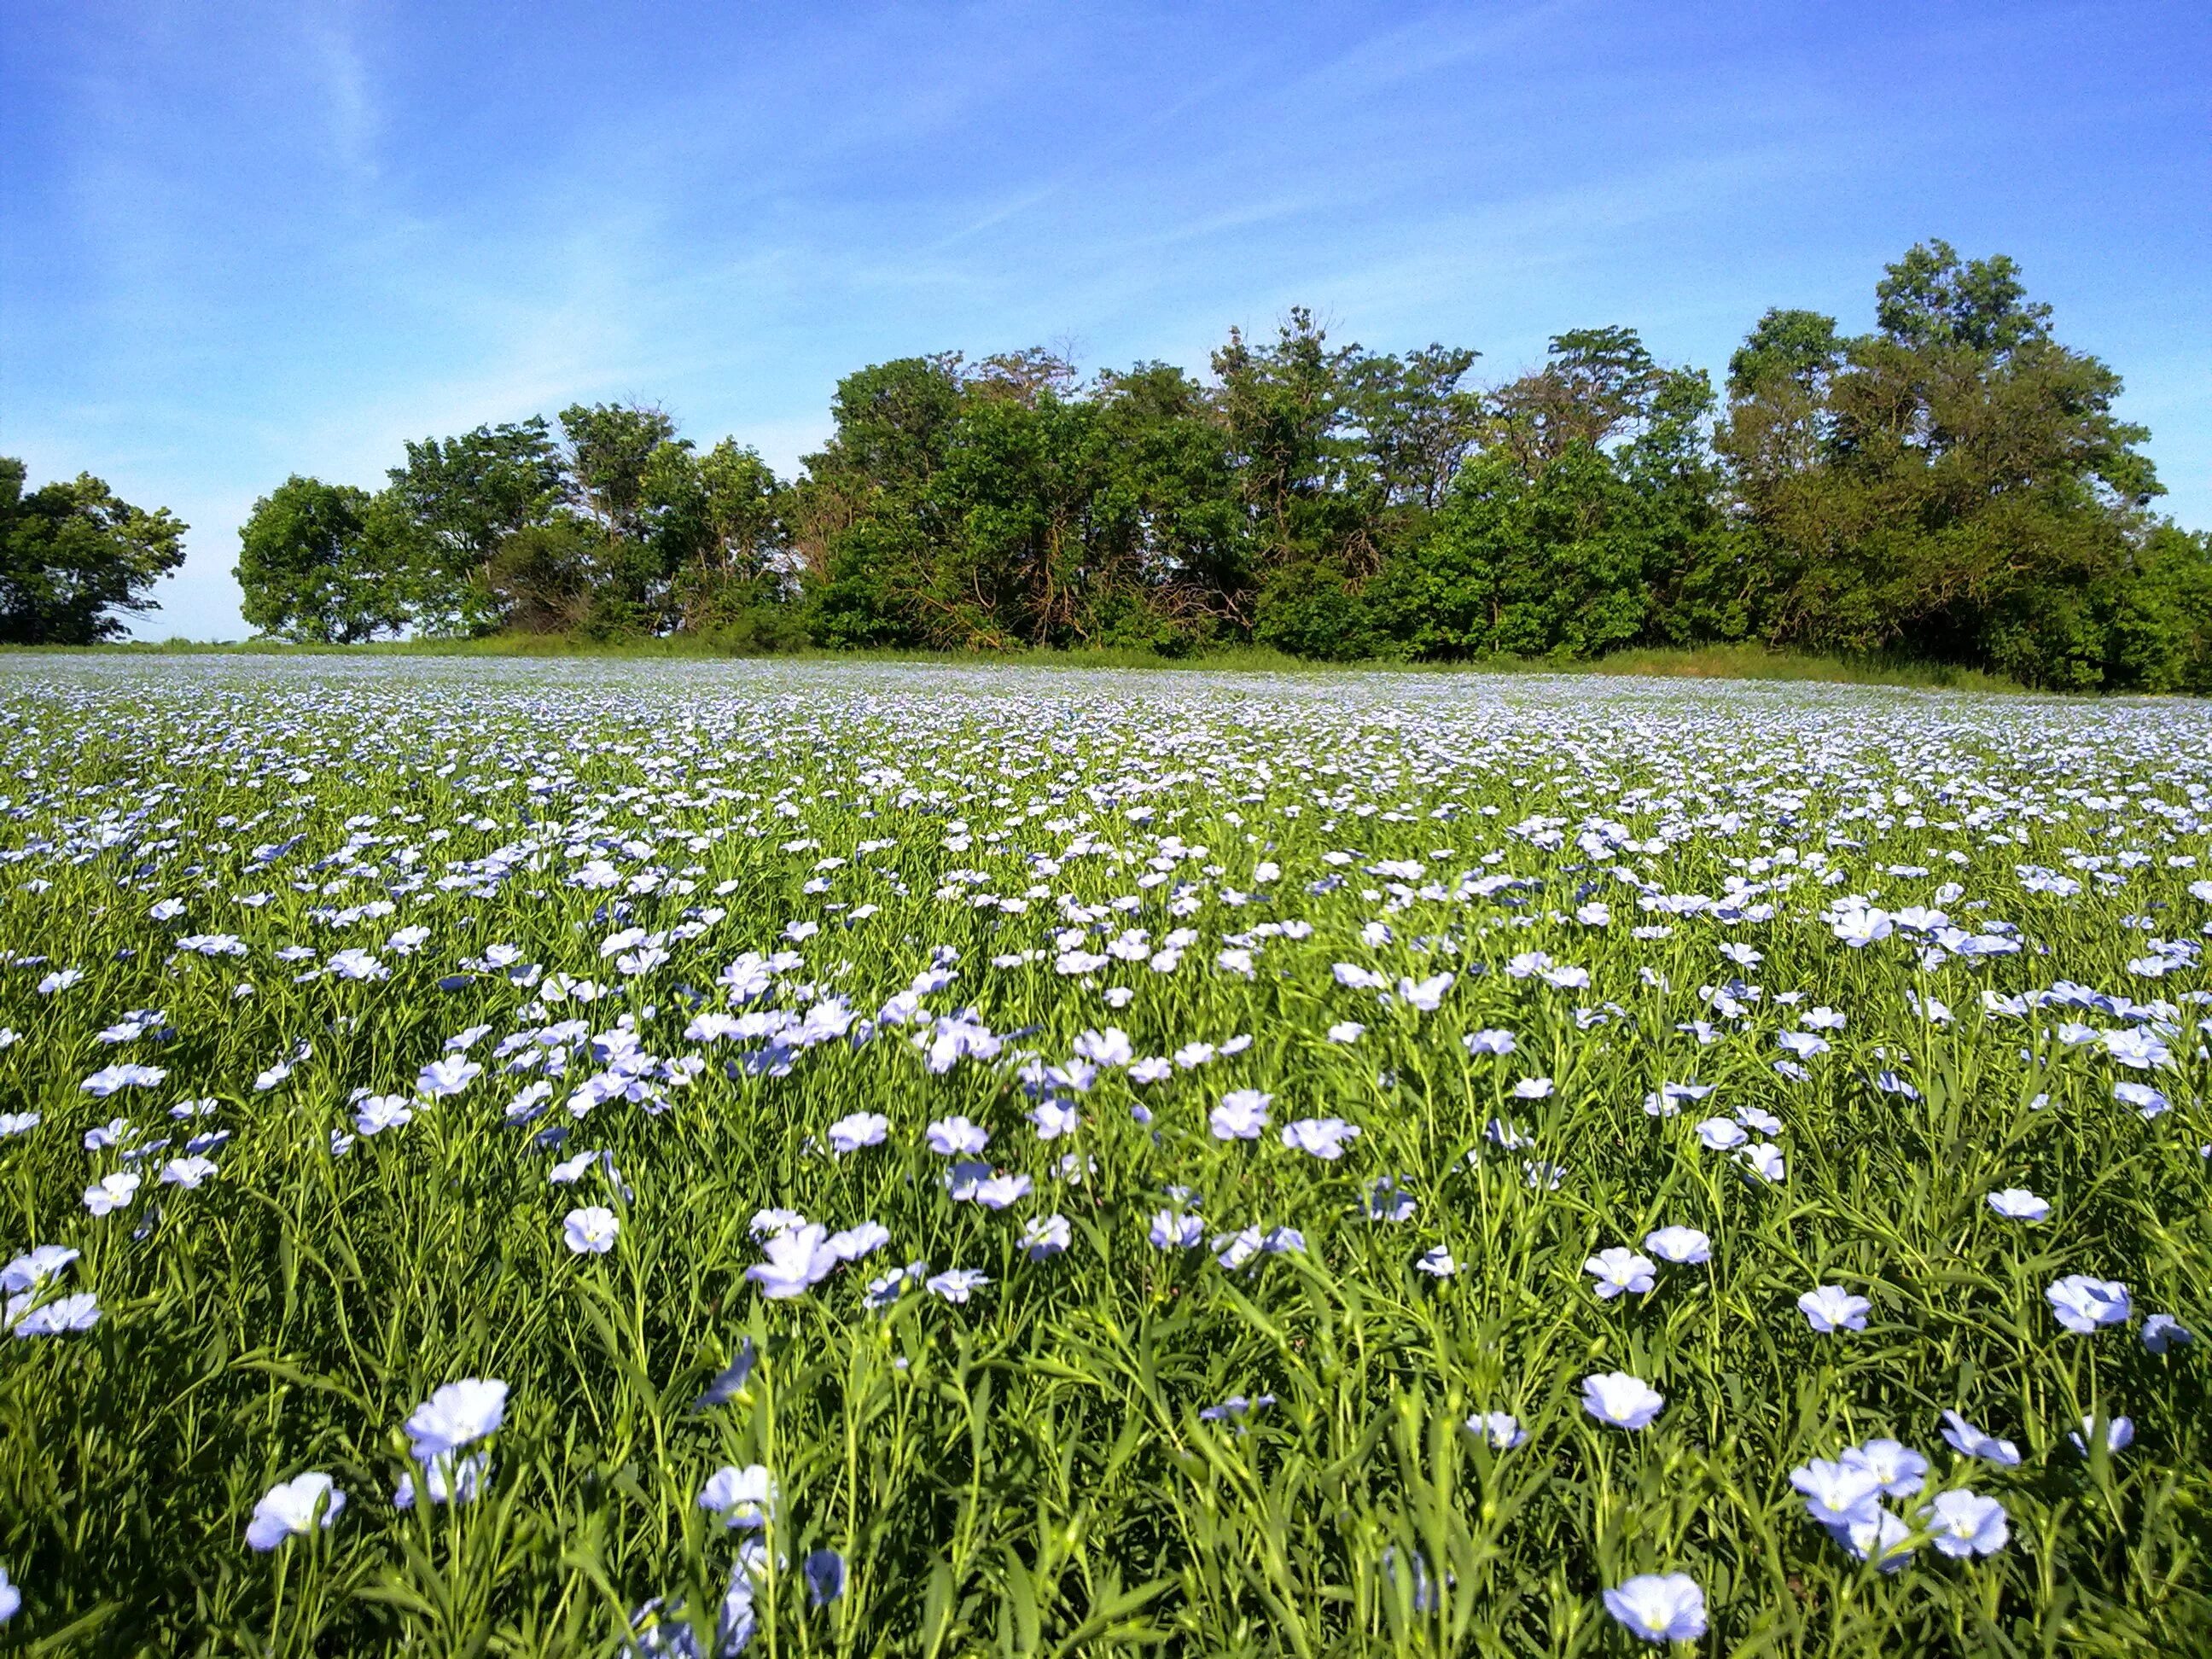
[
  {"left": 9, "top": 240, "right": 2208, "bottom": 691},
  {"left": 221, "top": 242, "right": 2212, "bottom": 692},
  {"left": 0, "top": 458, "right": 186, "bottom": 647}
]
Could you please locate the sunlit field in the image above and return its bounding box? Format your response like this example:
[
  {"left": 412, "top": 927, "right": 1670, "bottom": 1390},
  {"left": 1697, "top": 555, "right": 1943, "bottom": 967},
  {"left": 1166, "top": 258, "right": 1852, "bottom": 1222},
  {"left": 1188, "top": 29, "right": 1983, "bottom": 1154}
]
[{"left": 0, "top": 657, "right": 2207, "bottom": 1656}]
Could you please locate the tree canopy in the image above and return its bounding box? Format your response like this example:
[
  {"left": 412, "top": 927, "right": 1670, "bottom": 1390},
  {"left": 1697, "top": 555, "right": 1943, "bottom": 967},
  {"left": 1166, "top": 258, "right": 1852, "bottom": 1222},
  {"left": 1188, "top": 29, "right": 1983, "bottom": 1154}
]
[
  {"left": 224, "top": 242, "right": 2212, "bottom": 690},
  {"left": 0, "top": 458, "right": 187, "bottom": 645}
]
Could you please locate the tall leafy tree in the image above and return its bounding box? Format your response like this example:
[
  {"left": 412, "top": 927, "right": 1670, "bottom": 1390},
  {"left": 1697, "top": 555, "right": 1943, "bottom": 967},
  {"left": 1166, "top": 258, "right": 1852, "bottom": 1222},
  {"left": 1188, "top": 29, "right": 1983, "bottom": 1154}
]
[
  {"left": 1091, "top": 361, "right": 1248, "bottom": 643},
  {"left": 235, "top": 476, "right": 409, "bottom": 642},
  {"left": 385, "top": 420, "right": 564, "bottom": 633},
  {"left": 0, "top": 458, "right": 187, "bottom": 644},
  {"left": 651, "top": 439, "right": 794, "bottom": 639},
  {"left": 1720, "top": 241, "right": 2165, "bottom": 686},
  {"left": 795, "top": 355, "right": 969, "bottom": 647}
]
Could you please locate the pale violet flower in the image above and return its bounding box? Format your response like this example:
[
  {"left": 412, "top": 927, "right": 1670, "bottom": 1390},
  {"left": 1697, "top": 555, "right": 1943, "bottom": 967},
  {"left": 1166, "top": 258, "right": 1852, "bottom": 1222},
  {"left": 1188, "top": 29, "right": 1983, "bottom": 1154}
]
[
  {"left": 1198, "top": 1392, "right": 1278, "bottom": 1424},
  {"left": 1029, "top": 1099, "right": 1082, "bottom": 1140},
  {"left": 9, "top": 1291, "right": 101, "bottom": 1337},
  {"left": 927, "top": 1267, "right": 989, "bottom": 1304},
  {"left": 2101, "top": 1027, "right": 2168, "bottom": 1070},
  {"left": 1415, "top": 1245, "right": 1457, "bottom": 1277},
  {"left": 246, "top": 1472, "right": 345, "bottom": 1551},
  {"left": 404, "top": 1379, "right": 508, "bottom": 1462},
  {"left": 692, "top": 1339, "right": 758, "bottom": 1410},
  {"left": 1920, "top": 1489, "right": 2009, "bottom": 1557},
  {"left": 1209, "top": 1089, "right": 1272, "bottom": 1141},
  {"left": 827, "top": 1112, "right": 888, "bottom": 1154},
  {"left": 83, "top": 1171, "right": 142, "bottom": 1217},
  {"left": 1835, "top": 1508, "right": 1917, "bottom": 1572},
  {"left": 416, "top": 1055, "right": 481, "bottom": 1097},
  {"left": 1695, "top": 1117, "right": 1747, "bottom": 1150},
  {"left": 1736, "top": 1104, "right": 1783, "bottom": 1136},
  {"left": 1364, "top": 1175, "right": 1417, "bottom": 1221},
  {"left": 1581, "top": 1371, "right": 1664, "bottom": 1430},
  {"left": 974, "top": 1173, "right": 1033, "bottom": 1211},
  {"left": 1021, "top": 1214, "right": 1071, "bottom": 1260},
  {"left": 2046, "top": 1275, "right": 2130, "bottom": 1334},
  {"left": 80, "top": 1063, "right": 166, "bottom": 1097},
  {"left": 826, "top": 1222, "right": 890, "bottom": 1261},
  {"left": 1790, "top": 1458, "right": 1882, "bottom": 1530},
  {"left": 1941, "top": 1410, "right": 2021, "bottom": 1467},
  {"left": 803, "top": 1547, "right": 847, "bottom": 1608},
  {"left": 1150, "top": 1210, "right": 1204, "bottom": 1249},
  {"left": 1585, "top": 1248, "right": 1657, "bottom": 1300},
  {"left": 1466, "top": 1411, "right": 1527, "bottom": 1449},
  {"left": 1987, "top": 1188, "right": 2049, "bottom": 1221},
  {"left": 563, "top": 1207, "right": 619, "bottom": 1254},
  {"left": 1073, "top": 1027, "right": 1132, "bottom": 1068},
  {"left": 2115, "top": 1080, "right": 2168, "bottom": 1119},
  {"left": 1798, "top": 1285, "right": 1871, "bottom": 1333},
  {"left": 697, "top": 1464, "right": 777, "bottom": 1528},
  {"left": 354, "top": 1095, "right": 414, "bottom": 1136},
  {"left": 1397, "top": 972, "right": 1453, "bottom": 1011},
  {"left": 745, "top": 1225, "right": 839, "bottom": 1299},
  {"left": 1643, "top": 1226, "right": 1711, "bottom": 1265},
  {"left": 1840, "top": 1438, "right": 1927, "bottom": 1498},
  {"left": 2143, "top": 1313, "right": 2194, "bottom": 1353},
  {"left": 394, "top": 1452, "right": 487, "bottom": 1509},
  {"left": 925, "top": 1116, "right": 989, "bottom": 1156},
  {"left": 1602, "top": 1574, "right": 1706, "bottom": 1644},
  {"left": 2068, "top": 1414, "right": 2134, "bottom": 1456},
  {"left": 1738, "top": 1143, "right": 1786, "bottom": 1183},
  {"left": 3, "top": 1246, "right": 79, "bottom": 1293},
  {"left": 1280, "top": 1117, "right": 1359, "bottom": 1160}
]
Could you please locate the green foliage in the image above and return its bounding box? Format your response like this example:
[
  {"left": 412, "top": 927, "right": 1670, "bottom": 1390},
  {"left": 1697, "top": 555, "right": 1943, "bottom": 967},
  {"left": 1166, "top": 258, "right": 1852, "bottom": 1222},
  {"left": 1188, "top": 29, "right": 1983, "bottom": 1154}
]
[
  {"left": 0, "top": 457, "right": 187, "bottom": 644},
  {"left": 385, "top": 420, "right": 566, "bottom": 635},
  {"left": 236, "top": 477, "right": 410, "bottom": 643},
  {"left": 1720, "top": 242, "right": 2168, "bottom": 689},
  {"left": 212, "top": 240, "right": 2203, "bottom": 690}
]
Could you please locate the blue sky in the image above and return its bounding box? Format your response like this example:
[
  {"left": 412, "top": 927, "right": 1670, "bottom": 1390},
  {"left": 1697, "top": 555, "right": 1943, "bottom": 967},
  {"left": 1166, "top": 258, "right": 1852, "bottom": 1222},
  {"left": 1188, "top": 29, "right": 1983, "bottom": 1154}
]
[{"left": 3, "top": 0, "right": 2207, "bottom": 639}]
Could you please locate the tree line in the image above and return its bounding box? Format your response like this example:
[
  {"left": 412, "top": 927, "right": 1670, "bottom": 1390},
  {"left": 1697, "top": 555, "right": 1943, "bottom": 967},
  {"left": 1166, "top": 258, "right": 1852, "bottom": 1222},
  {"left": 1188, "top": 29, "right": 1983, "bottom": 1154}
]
[{"left": 9, "top": 240, "right": 2209, "bottom": 689}]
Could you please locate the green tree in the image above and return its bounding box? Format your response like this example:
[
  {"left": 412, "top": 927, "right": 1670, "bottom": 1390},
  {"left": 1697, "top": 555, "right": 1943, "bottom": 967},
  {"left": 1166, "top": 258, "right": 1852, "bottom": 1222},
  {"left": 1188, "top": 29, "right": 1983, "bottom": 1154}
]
[
  {"left": 485, "top": 519, "right": 597, "bottom": 635},
  {"left": 1090, "top": 361, "right": 1248, "bottom": 646},
  {"left": 795, "top": 355, "right": 969, "bottom": 648},
  {"left": 0, "top": 457, "right": 187, "bottom": 644},
  {"left": 1485, "top": 325, "right": 1667, "bottom": 479},
  {"left": 1364, "top": 329, "right": 1732, "bottom": 663},
  {"left": 386, "top": 420, "right": 564, "bottom": 633},
  {"left": 1344, "top": 344, "right": 1485, "bottom": 514},
  {"left": 1365, "top": 446, "right": 1648, "bottom": 661},
  {"left": 235, "top": 475, "right": 408, "bottom": 642},
  {"left": 649, "top": 439, "right": 797, "bottom": 642},
  {"left": 1721, "top": 242, "right": 2164, "bottom": 686},
  {"left": 558, "top": 403, "right": 678, "bottom": 543}
]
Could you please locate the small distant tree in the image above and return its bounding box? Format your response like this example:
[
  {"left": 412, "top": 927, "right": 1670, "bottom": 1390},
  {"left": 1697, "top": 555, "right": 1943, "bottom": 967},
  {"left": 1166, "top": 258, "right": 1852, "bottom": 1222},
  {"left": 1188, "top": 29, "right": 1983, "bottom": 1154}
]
[
  {"left": 1720, "top": 240, "right": 2167, "bottom": 687},
  {"left": 235, "top": 475, "right": 410, "bottom": 642},
  {"left": 385, "top": 419, "right": 565, "bottom": 633},
  {"left": 0, "top": 457, "right": 187, "bottom": 643}
]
